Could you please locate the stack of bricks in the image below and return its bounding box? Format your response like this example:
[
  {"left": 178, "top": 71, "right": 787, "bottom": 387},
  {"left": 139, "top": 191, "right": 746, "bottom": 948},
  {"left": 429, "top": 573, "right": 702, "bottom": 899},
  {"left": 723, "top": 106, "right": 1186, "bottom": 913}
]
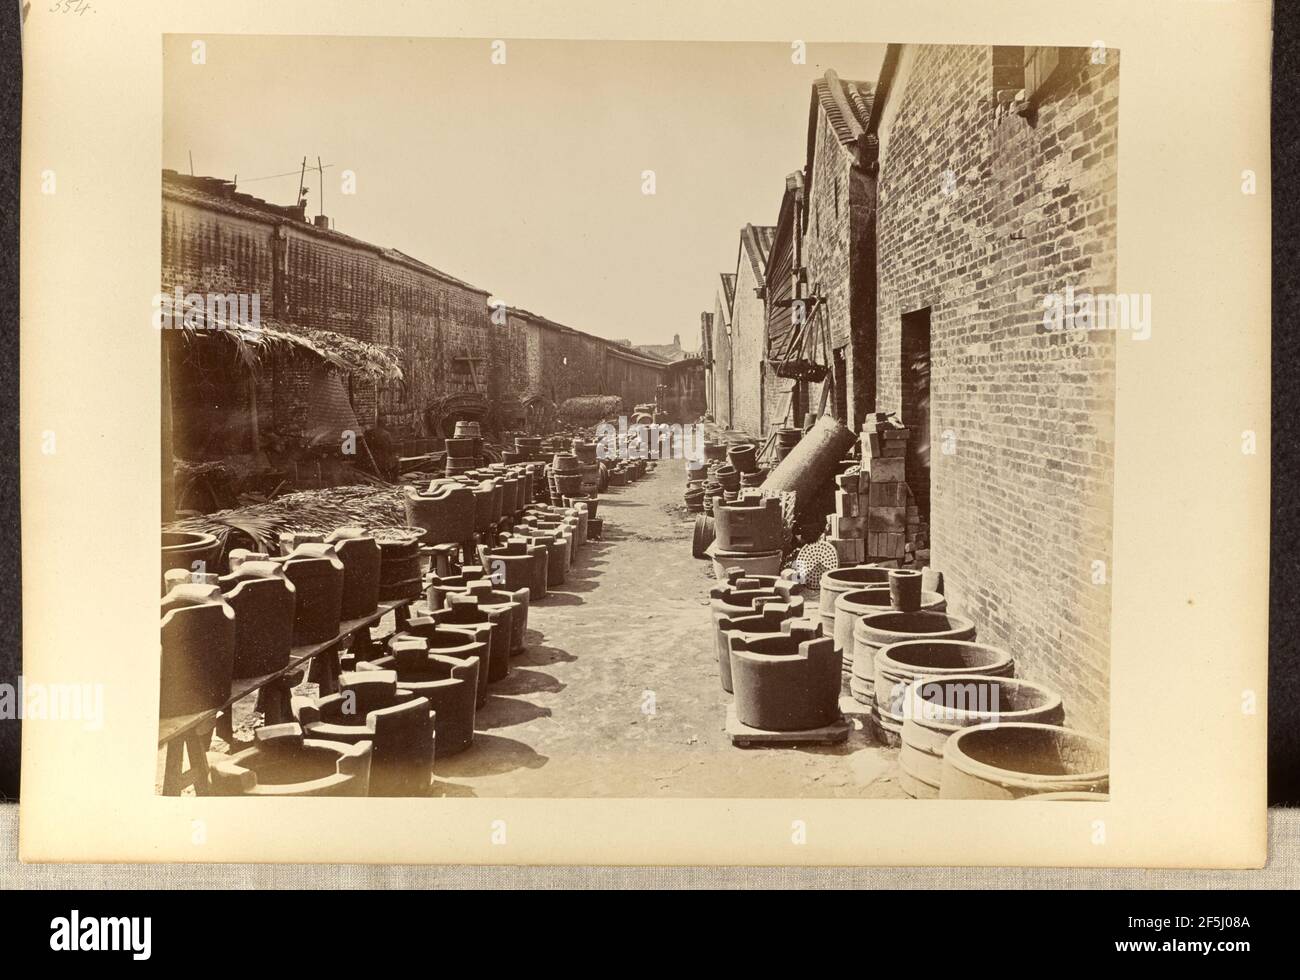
[
  {"left": 861, "top": 415, "right": 910, "bottom": 562},
  {"left": 827, "top": 470, "right": 868, "bottom": 565}
]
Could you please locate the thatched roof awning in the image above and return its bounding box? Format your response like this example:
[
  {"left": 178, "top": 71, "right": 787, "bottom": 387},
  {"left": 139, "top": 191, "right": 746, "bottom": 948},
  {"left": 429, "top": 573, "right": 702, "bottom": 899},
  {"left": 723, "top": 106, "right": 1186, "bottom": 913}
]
[{"left": 160, "top": 294, "right": 404, "bottom": 384}]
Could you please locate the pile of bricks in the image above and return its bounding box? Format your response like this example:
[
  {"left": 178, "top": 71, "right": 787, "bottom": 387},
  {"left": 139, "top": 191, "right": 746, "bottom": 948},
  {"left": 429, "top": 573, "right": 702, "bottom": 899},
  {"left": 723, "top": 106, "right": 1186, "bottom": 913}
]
[{"left": 825, "top": 415, "right": 912, "bottom": 565}]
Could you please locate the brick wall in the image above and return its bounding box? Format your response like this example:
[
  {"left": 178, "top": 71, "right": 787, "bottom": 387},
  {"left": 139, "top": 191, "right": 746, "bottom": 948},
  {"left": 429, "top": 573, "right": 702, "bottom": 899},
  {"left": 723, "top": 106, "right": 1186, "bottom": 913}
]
[
  {"left": 730, "top": 246, "right": 767, "bottom": 437},
  {"left": 280, "top": 228, "right": 491, "bottom": 432},
  {"left": 712, "top": 292, "right": 733, "bottom": 427},
  {"left": 161, "top": 192, "right": 492, "bottom": 443},
  {"left": 803, "top": 102, "right": 877, "bottom": 430},
  {"left": 875, "top": 45, "right": 1118, "bottom": 735}
]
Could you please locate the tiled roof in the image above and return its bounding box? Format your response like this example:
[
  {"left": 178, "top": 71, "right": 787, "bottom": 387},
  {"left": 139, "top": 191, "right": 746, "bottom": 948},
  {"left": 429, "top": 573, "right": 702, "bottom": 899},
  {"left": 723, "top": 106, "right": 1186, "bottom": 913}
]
[
  {"left": 636, "top": 342, "right": 683, "bottom": 363},
  {"left": 740, "top": 224, "right": 776, "bottom": 289},
  {"left": 720, "top": 273, "right": 737, "bottom": 318},
  {"left": 813, "top": 70, "right": 874, "bottom": 146}
]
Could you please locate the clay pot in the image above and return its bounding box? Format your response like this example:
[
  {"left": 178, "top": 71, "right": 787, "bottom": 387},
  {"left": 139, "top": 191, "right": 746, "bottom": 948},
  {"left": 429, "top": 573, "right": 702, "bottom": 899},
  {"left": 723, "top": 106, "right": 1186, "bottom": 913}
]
[
  {"left": 727, "top": 443, "right": 758, "bottom": 473},
  {"left": 713, "top": 598, "right": 806, "bottom": 693},
  {"left": 160, "top": 531, "right": 221, "bottom": 585},
  {"left": 294, "top": 672, "right": 435, "bottom": 797},
  {"left": 219, "top": 561, "right": 297, "bottom": 679},
  {"left": 712, "top": 496, "right": 782, "bottom": 553},
  {"left": 404, "top": 482, "right": 475, "bottom": 545},
  {"left": 940, "top": 723, "right": 1109, "bottom": 800},
  {"left": 375, "top": 533, "right": 424, "bottom": 601},
  {"left": 365, "top": 639, "right": 480, "bottom": 756},
  {"left": 279, "top": 543, "right": 346, "bottom": 643},
  {"left": 159, "top": 584, "right": 236, "bottom": 716},
  {"left": 325, "top": 527, "right": 382, "bottom": 619},
  {"left": 900, "top": 675, "right": 1064, "bottom": 799},
  {"left": 850, "top": 610, "right": 980, "bottom": 714},
  {"left": 829, "top": 585, "right": 946, "bottom": 669},
  {"left": 392, "top": 622, "right": 494, "bottom": 706},
  {"left": 729, "top": 621, "right": 840, "bottom": 731},
  {"left": 208, "top": 723, "right": 372, "bottom": 797},
  {"left": 710, "top": 548, "right": 783, "bottom": 581},
  {"left": 888, "top": 569, "right": 924, "bottom": 611},
  {"left": 444, "top": 437, "right": 476, "bottom": 456}
]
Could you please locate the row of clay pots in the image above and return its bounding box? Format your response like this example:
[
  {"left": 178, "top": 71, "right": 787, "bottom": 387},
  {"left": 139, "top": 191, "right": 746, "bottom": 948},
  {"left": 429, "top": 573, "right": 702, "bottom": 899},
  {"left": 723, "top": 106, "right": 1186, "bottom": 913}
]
[
  {"left": 817, "top": 561, "right": 1108, "bottom": 799},
  {"left": 706, "top": 568, "right": 841, "bottom": 732},
  {"left": 160, "top": 528, "right": 392, "bottom": 718}
]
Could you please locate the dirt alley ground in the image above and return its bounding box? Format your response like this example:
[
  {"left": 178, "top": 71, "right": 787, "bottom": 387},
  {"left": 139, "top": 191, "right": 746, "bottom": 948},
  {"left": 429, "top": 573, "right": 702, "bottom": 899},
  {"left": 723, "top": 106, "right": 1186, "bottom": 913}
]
[{"left": 431, "top": 461, "right": 906, "bottom": 799}]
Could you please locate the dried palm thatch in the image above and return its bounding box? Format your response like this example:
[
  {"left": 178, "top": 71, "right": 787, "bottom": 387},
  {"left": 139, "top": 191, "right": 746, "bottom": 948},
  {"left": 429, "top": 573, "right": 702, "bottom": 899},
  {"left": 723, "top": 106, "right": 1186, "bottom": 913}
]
[
  {"left": 164, "top": 483, "right": 409, "bottom": 566},
  {"left": 161, "top": 294, "right": 404, "bottom": 384},
  {"left": 558, "top": 395, "right": 623, "bottom": 424}
]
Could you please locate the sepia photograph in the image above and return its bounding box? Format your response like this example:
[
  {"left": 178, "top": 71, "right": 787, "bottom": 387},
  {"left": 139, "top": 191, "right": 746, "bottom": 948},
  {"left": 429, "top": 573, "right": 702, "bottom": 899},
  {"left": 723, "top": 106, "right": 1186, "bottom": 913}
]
[
  {"left": 11, "top": 0, "right": 1276, "bottom": 886},
  {"left": 156, "top": 35, "right": 1118, "bottom": 801}
]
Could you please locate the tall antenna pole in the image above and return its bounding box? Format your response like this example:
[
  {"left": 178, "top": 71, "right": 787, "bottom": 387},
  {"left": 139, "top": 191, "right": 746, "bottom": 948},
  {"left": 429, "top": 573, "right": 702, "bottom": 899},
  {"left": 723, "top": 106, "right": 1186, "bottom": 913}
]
[
  {"left": 317, "top": 156, "right": 324, "bottom": 217},
  {"left": 297, "top": 156, "right": 307, "bottom": 208},
  {"left": 188, "top": 150, "right": 194, "bottom": 176}
]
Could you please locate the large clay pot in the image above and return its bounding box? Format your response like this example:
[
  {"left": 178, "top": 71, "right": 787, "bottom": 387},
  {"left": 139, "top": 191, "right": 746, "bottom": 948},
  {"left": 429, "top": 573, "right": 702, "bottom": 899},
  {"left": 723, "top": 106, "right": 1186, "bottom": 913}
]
[
  {"left": 391, "top": 622, "right": 493, "bottom": 706},
  {"left": 713, "top": 599, "right": 806, "bottom": 693},
  {"left": 364, "top": 638, "right": 479, "bottom": 756},
  {"left": 218, "top": 561, "right": 297, "bottom": 679},
  {"left": 325, "top": 527, "right": 382, "bottom": 619},
  {"left": 294, "top": 671, "right": 434, "bottom": 797},
  {"left": 900, "top": 675, "right": 1064, "bottom": 799},
  {"left": 279, "top": 543, "right": 346, "bottom": 644},
  {"left": 159, "top": 584, "right": 236, "bottom": 716},
  {"left": 207, "top": 723, "right": 372, "bottom": 797},
  {"left": 403, "top": 482, "right": 475, "bottom": 546},
  {"left": 712, "top": 495, "right": 782, "bottom": 553},
  {"left": 375, "top": 532, "right": 424, "bottom": 601},
  {"left": 940, "top": 723, "right": 1109, "bottom": 800},
  {"left": 161, "top": 531, "right": 221, "bottom": 586},
  {"left": 831, "top": 585, "right": 946, "bottom": 670},
  {"left": 850, "top": 611, "right": 980, "bottom": 709},
  {"left": 729, "top": 620, "right": 840, "bottom": 732}
]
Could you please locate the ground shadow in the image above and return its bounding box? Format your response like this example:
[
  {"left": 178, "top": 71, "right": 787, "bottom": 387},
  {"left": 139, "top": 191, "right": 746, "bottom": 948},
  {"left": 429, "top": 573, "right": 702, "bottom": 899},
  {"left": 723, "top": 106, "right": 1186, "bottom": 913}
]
[
  {"left": 522, "top": 643, "right": 577, "bottom": 666},
  {"left": 434, "top": 731, "right": 549, "bottom": 778},
  {"left": 475, "top": 694, "right": 554, "bottom": 730},
  {"left": 491, "top": 666, "right": 565, "bottom": 696}
]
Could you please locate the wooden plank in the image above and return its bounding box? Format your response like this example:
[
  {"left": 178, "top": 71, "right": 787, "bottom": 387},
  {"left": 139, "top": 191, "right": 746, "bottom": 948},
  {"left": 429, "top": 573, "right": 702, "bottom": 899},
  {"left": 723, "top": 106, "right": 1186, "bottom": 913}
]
[{"left": 725, "top": 703, "right": 850, "bottom": 747}]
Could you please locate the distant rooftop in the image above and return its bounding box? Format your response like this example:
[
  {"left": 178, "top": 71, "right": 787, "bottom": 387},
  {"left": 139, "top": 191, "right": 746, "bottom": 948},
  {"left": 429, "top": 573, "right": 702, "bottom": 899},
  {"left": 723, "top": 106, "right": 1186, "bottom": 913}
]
[{"left": 162, "top": 169, "right": 491, "bottom": 295}]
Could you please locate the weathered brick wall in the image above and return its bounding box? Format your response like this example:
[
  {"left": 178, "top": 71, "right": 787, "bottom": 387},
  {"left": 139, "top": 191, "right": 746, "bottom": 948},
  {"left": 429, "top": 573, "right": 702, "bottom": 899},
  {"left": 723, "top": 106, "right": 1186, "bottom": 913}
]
[
  {"left": 488, "top": 309, "right": 532, "bottom": 412},
  {"left": 281, "top": 228, "right": 491, "bottom": 432},
  {"left": 164, "top": 187, "right": 665, "bottom": 450},
  {"left": 876, "top": 45, "right": 1118, "bottom": 734},
  {"left": 162, "top": 201, "right": 276, "bottom": 298},
  {"left": 163, "top": 192, "right": 494, "bottom": 442},
  {"left": 730, "top": 249, "right": 767, "bottom": 437},
  {"left": 803, "top": 104, "right": 877, "bottom": 430},
  {"left": 712, "top": 293, "right": 733, "bottom": 427},
  {"left": 804, "top": 110, "right": 854, "bottom": 415},
  {"left": 606, "top": 353, "right": 661, "bottom": 409}
]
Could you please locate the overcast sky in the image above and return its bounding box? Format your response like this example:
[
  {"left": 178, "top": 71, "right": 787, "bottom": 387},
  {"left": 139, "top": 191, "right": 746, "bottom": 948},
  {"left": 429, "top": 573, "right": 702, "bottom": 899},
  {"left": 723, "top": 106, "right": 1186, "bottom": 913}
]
[{"left": 164, "top": 36, "right": 884, "bottom": 347}]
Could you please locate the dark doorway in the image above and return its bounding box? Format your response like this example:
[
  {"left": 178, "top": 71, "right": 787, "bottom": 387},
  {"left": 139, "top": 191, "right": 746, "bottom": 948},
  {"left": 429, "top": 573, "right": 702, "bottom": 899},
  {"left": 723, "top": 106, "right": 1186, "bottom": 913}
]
[
  {"left": 832, "top": 346, "right": 848, "bottom": 423},
  {"left": 901, "top": 308, "right": 932, "bottom": 527}
]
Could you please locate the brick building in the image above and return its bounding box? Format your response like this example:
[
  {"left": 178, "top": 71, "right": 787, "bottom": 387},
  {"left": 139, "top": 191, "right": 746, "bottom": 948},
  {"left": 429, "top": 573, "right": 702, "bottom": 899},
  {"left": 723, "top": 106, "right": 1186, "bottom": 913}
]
[
  {"left": 871, "top": 43, "right": 1118, "bottom": 734},
  {"left": 709, "top": 277, "right": 734, "bottom": 426},
  {"left": 700, "top": 310, "right": 716, "bottom": 417},
  {"left": 728, "top": 225, "right": 774, "bottom": 437},
  {"left": 802, "top": 71, "right": 878, "bottom": 429},
  {"left": 162, "top": 170, "right": 676, "bottom": 458},
  {"left": 705, "top": 45, "right": 1118, "bottom": 733},
  {"left": 162, "top": 171, "right": 493, "bottom": 448}
]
